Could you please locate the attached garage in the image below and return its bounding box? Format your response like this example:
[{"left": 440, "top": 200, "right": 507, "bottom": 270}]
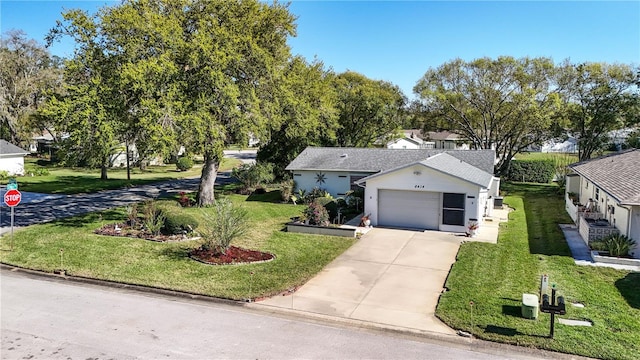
[{"left": 378, "top": 189, "right": 440, "bottom": 229}]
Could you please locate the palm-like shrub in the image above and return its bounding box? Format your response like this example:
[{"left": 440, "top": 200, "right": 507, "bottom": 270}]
[
  {"left": 199, "top": 199, "right": 248, "bottom": 254},
  {"left": 602, "top": 234, "right": 636, "bottom": 257}
]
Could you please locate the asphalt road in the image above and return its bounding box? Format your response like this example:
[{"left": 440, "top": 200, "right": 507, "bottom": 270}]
[
  {"left": 0, "top": 270, "right": 559, "bottom": 360},
  {"left": 0, "top": 150, "right": 256, "bottom": 233}
]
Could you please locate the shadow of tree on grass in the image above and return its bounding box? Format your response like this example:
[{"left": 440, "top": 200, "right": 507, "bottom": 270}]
[{"left": 615, "top": 272, "right": 640, "bottom": 309}]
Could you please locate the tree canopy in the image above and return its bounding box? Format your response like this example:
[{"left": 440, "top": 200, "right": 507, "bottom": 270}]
[
  {"left": 0, "top": 30, "right": 63, "bottom": 146},
  {"left": 556, "top": 62, "right": 639, "bottom": 160},
  {"left": 414, "top": 57, "right": 562, "bottom": 174}
]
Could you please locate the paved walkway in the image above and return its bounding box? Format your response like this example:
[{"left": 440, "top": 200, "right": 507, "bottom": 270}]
[{"left": 560, "top": 224, "right": 640, "bottom": 271}]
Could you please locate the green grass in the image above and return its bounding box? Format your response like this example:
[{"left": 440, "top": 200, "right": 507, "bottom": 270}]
[
  {"left": 0, "top": 192, "right": 355, "bottom": 300},
  {"left": 5, "top": 157, "right": 241, "bottom": 194},
  {"left": 515, "top": 152, "right": 578, "bottom": 165},
  {"left": 436, "top": 182, "right": 640, "bottom": 360}
]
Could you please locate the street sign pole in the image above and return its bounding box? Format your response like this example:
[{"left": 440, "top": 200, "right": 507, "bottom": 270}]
[{"left": 10, "top": 206, "right": 14, "bottom": 251}]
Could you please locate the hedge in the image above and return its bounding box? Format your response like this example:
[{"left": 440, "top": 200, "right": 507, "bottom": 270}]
[{"left": 505, "top": 159, "right": 555, "bottom": 183}]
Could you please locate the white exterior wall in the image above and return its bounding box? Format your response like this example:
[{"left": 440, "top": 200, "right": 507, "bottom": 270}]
[
  {"left": 387, "top": 138, "right": 421, "bottom": 149},
  {"left": 629, "top": 206, "right": 640, "bottom": 259},
  {"left": 292, "top": 170, "right": 352, "bottom": 197},
  {"left": 575, "top": 174, "right": 639, "bottom": 258},
  {"left": 0, "top": 156, "right": 25, "bottom": 176},
  {"left": 362, "top": 164, "right": 483, "bottom": 232}
]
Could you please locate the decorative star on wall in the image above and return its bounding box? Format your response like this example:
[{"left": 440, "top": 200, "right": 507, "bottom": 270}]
[{"left": 315, "top": 172, "right": 326, "bottom": 184}]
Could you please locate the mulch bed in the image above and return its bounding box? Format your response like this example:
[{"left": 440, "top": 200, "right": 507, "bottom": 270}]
[
  {"left": 94, "top": 223, "right": 197, "bottom": 242},
  {"left": 95, "top": 223, "right": 274, "bottom": 265},
  {"left": 190, "top": 246, "right": 275, "bottom": 265}
]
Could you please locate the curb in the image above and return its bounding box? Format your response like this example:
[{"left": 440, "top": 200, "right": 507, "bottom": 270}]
[{"left": 1, "top": 263, "right": 589, "bottom": 360}]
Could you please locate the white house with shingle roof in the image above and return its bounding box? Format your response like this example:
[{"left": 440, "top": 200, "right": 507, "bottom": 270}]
[
  {"left": 565, "top": 149, "right": 640, "bottom": 258},
  {"left": 0, "top": 139, "right": 29, "bottom": 176},
  {"left": 286, "top": 147, "right": 500, "bottom": 233}
]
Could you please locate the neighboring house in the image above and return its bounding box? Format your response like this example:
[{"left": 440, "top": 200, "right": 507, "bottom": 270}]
[
  {"left": 528, "top": 136, "right": 579, "bottom": 153},
  {"left": 286, "top": 147, "right": 500, "bottom": 232},
  {"left": 385, "top": 130, "right": 470, "bottom": 150},
  {"left": 565, "top": 149, "right": 640, "bottom": 258},
  {"left": 0, "top": 139, "right": 29, "bottom": 176},
  {"left": 386, "top": 136, "right": 426, "bottom": 149}
]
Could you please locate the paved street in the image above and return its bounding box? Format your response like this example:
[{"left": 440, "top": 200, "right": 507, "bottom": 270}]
[
  {"left": 0, "top": 270, "right": 562, "bottom": 360},
  {"left": 0, "top": 150, "right": 256, "bottom": 233}
]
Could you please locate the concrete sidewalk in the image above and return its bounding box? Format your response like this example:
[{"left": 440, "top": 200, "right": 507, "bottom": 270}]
[{"left": 256, "top": 228, "right": 462, "bottom": 334}]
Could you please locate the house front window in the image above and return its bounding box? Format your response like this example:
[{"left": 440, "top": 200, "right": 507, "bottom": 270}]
[
  {"left": 595, "top": 188, "right": 599, "bottom": 201},
  {"left": 442, "top": 193, "right": 465, "bottom": 226}
]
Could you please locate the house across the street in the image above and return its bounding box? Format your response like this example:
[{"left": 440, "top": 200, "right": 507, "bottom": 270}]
[
  {"left": 0, "top": 139, "right": 29, "bottom": 176},
  {"left": 565, "top": 149, "right": 640, "bottom": 258},
  {"left": 286, "top": 147, "right": 500, "bottom": 233}
]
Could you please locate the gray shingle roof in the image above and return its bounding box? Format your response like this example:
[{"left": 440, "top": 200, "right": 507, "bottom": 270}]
[
  {"left": 569, "top": 149, "right": 640, "bottom": 205},
  {"left": 285, "top": 147, "right": 496, "bottom": 175},
  {"left": 0, "top": 139, "right": 28, "bottom": 156},
  {"left": 355, "top": 152, "right": 495, "bottom": 188}
]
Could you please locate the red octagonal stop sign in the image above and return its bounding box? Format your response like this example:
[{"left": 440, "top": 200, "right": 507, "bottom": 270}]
[{"left": 4, "top": 189, "right": 22, "bottom": 207}]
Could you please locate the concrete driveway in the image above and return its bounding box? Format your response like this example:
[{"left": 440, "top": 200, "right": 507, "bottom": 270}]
[{"left": 257, "top": 228, "right": 464, "bottom": 334}]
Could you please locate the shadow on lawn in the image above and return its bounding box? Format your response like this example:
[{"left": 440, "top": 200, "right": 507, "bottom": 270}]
[
  {"left": 615, "top": 272, "right": 640, "bottom": 309},
  {"left": 504, "top": 182, "right": 572, "bottom": 257},
  {"left": 246, "top": 190, "right": 283, "bottom": 203}
]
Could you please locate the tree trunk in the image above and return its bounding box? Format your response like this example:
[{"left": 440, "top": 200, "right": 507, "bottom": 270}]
[
  {"left": 100, "top": 164, "right": 108, "bottom": 180},
  {"left": 197, "top": 151, "right": 220, "bottom": 206}
]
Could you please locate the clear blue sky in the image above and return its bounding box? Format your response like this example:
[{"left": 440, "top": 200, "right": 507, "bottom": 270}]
[{"left": 2, "top": 1, "right": 639, "bottom": 98}]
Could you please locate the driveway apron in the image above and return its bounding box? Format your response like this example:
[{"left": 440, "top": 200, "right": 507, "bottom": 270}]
[{"left": 258, "top": 228, "right": 461, "bottom": 334}]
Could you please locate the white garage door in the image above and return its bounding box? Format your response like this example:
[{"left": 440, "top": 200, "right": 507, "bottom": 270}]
[{"left": 378, "top": 190, "right": 440, "bottom": 230}]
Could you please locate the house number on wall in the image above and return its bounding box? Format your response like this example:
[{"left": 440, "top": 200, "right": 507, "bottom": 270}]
[{"left": 414, "top": 185, "right": 425, "bottom": 189}]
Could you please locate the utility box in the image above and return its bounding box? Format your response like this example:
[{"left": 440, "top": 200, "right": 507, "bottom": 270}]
[{"left": 522, "top": 293, "right": 539, "bottom": 319}]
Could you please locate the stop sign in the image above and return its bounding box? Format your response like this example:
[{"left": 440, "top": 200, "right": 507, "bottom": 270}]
[{"left": 4, "top": 189, "right": 21, "bottom": 207}]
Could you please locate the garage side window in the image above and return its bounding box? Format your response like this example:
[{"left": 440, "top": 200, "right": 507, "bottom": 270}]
[{"left": 442, "top": 193, "right": 465, "bottom": 226}]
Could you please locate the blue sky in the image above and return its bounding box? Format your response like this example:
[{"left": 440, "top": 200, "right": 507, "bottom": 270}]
[{"left": 2, "top": 1, "right": 639, "bottom": 98}]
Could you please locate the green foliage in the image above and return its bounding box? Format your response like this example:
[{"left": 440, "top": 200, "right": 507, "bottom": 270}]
[
  {"left": 557, "top": 62, "right": 638, "bottom": 161},
  {"left": 125, "top": 204, "right": 138, "bottom": 227},
  {"left": 256, "top": 57, "right": 339, "bottom": 179},
  {"left": 0, "top": 170, "right": 9, "bottom": 180},
  {"left": 162, "top": 212, "right": 199, "bottom": 235},
  {"left": 142, "top": 200, "right": 165, "bottom": 235},
  {"left": 334, "top": 71, "right": 406, "bottom": 147},
  {"left": 414, "top": 57, "right": 561, "bottom": 175},
  {"left": 231, "top": 162, "right": 275, "bottom": 191},
  {"left": 601, "top": 234, "right": 636, "bottom": 257},
  {"left": 279, "top": 180, "right": 295, "bottom": 203},
  {"left": 626, "top": 129, "right": 640, "bottom": 149},
  {"left": 29, "top": 167, "right": 50, "bottom": 176},
  {"left": 175, "top": 157, "right": 194, "bottom": 172},
  {"left": 306, "top": 187, "right": 332, "bottom": 204},
  {"left": 303, "top": 201, "right": 330, "bottom": 226},
  {"left": 505, "top": 159, "right": 555, "bottom": 183},
  {"left": 315, "top": 197, "right": 339, "bottom": 222},
  {"left": 199, "top": 199, "right": 248, "bottom": 253},
  {"left": 1, "top": 30, "right": 63, "bottom": 145}
]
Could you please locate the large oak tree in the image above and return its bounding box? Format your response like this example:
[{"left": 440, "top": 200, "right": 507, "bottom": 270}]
[{"left": 414, "top": 57, "right": 561, "bottom": 174}]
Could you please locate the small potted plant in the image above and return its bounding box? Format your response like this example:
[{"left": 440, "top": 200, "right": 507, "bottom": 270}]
[{"left": 467, "top": 220, "right": 479, "bottom": 237}]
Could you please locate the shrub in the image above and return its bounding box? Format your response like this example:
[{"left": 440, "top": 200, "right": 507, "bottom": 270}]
[
  {"left": 505, "top": 159, "right": 555, "bottom": 183},
  {"left": 315, "top": 197, "right": 338, "bottom": 222},
  {"left": 142, "top": 200, "right": 165, "bottom": 235},
  {"left": 280, "top": 180, "right": 294, "bottom": 203},
  {"left": 602, "top": 234, "right": 636, "bottom": 257},
  {"left": 163, "top": 212, "right": 199, "bottom": 235},
  {"left": 176, "top": 157, "right": 194, "bottom": 171},
  {"left": 303, "top": 201, "right": 330, "bottom": 226},
  {"left": 126, "top": 204, "right": 139, "bottom": 227},
  {"left": 177, "top": 191, "right": 195, "bottom": 207},
  {"left": 231, "top": 162, "right": 275, "bottom": 190},
  {"left": 199, "top": 199, "right": 248, "bottom": 253},
  {"left": 306, "top": 187, "right": 331, "bottom": 204},
  {"left": 0, "top": 170, "right": 9, "bottom": 180}
]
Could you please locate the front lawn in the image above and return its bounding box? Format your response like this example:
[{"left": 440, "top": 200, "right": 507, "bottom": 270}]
[
  {"left": 437, "top": 183, "right": 640, "bottom": 360},
  {"left": 4, "top": 156, "right": 241, "bottom": 194},
  {"left": 0, "top": 193, "right": 355, "bottom": 300}
]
